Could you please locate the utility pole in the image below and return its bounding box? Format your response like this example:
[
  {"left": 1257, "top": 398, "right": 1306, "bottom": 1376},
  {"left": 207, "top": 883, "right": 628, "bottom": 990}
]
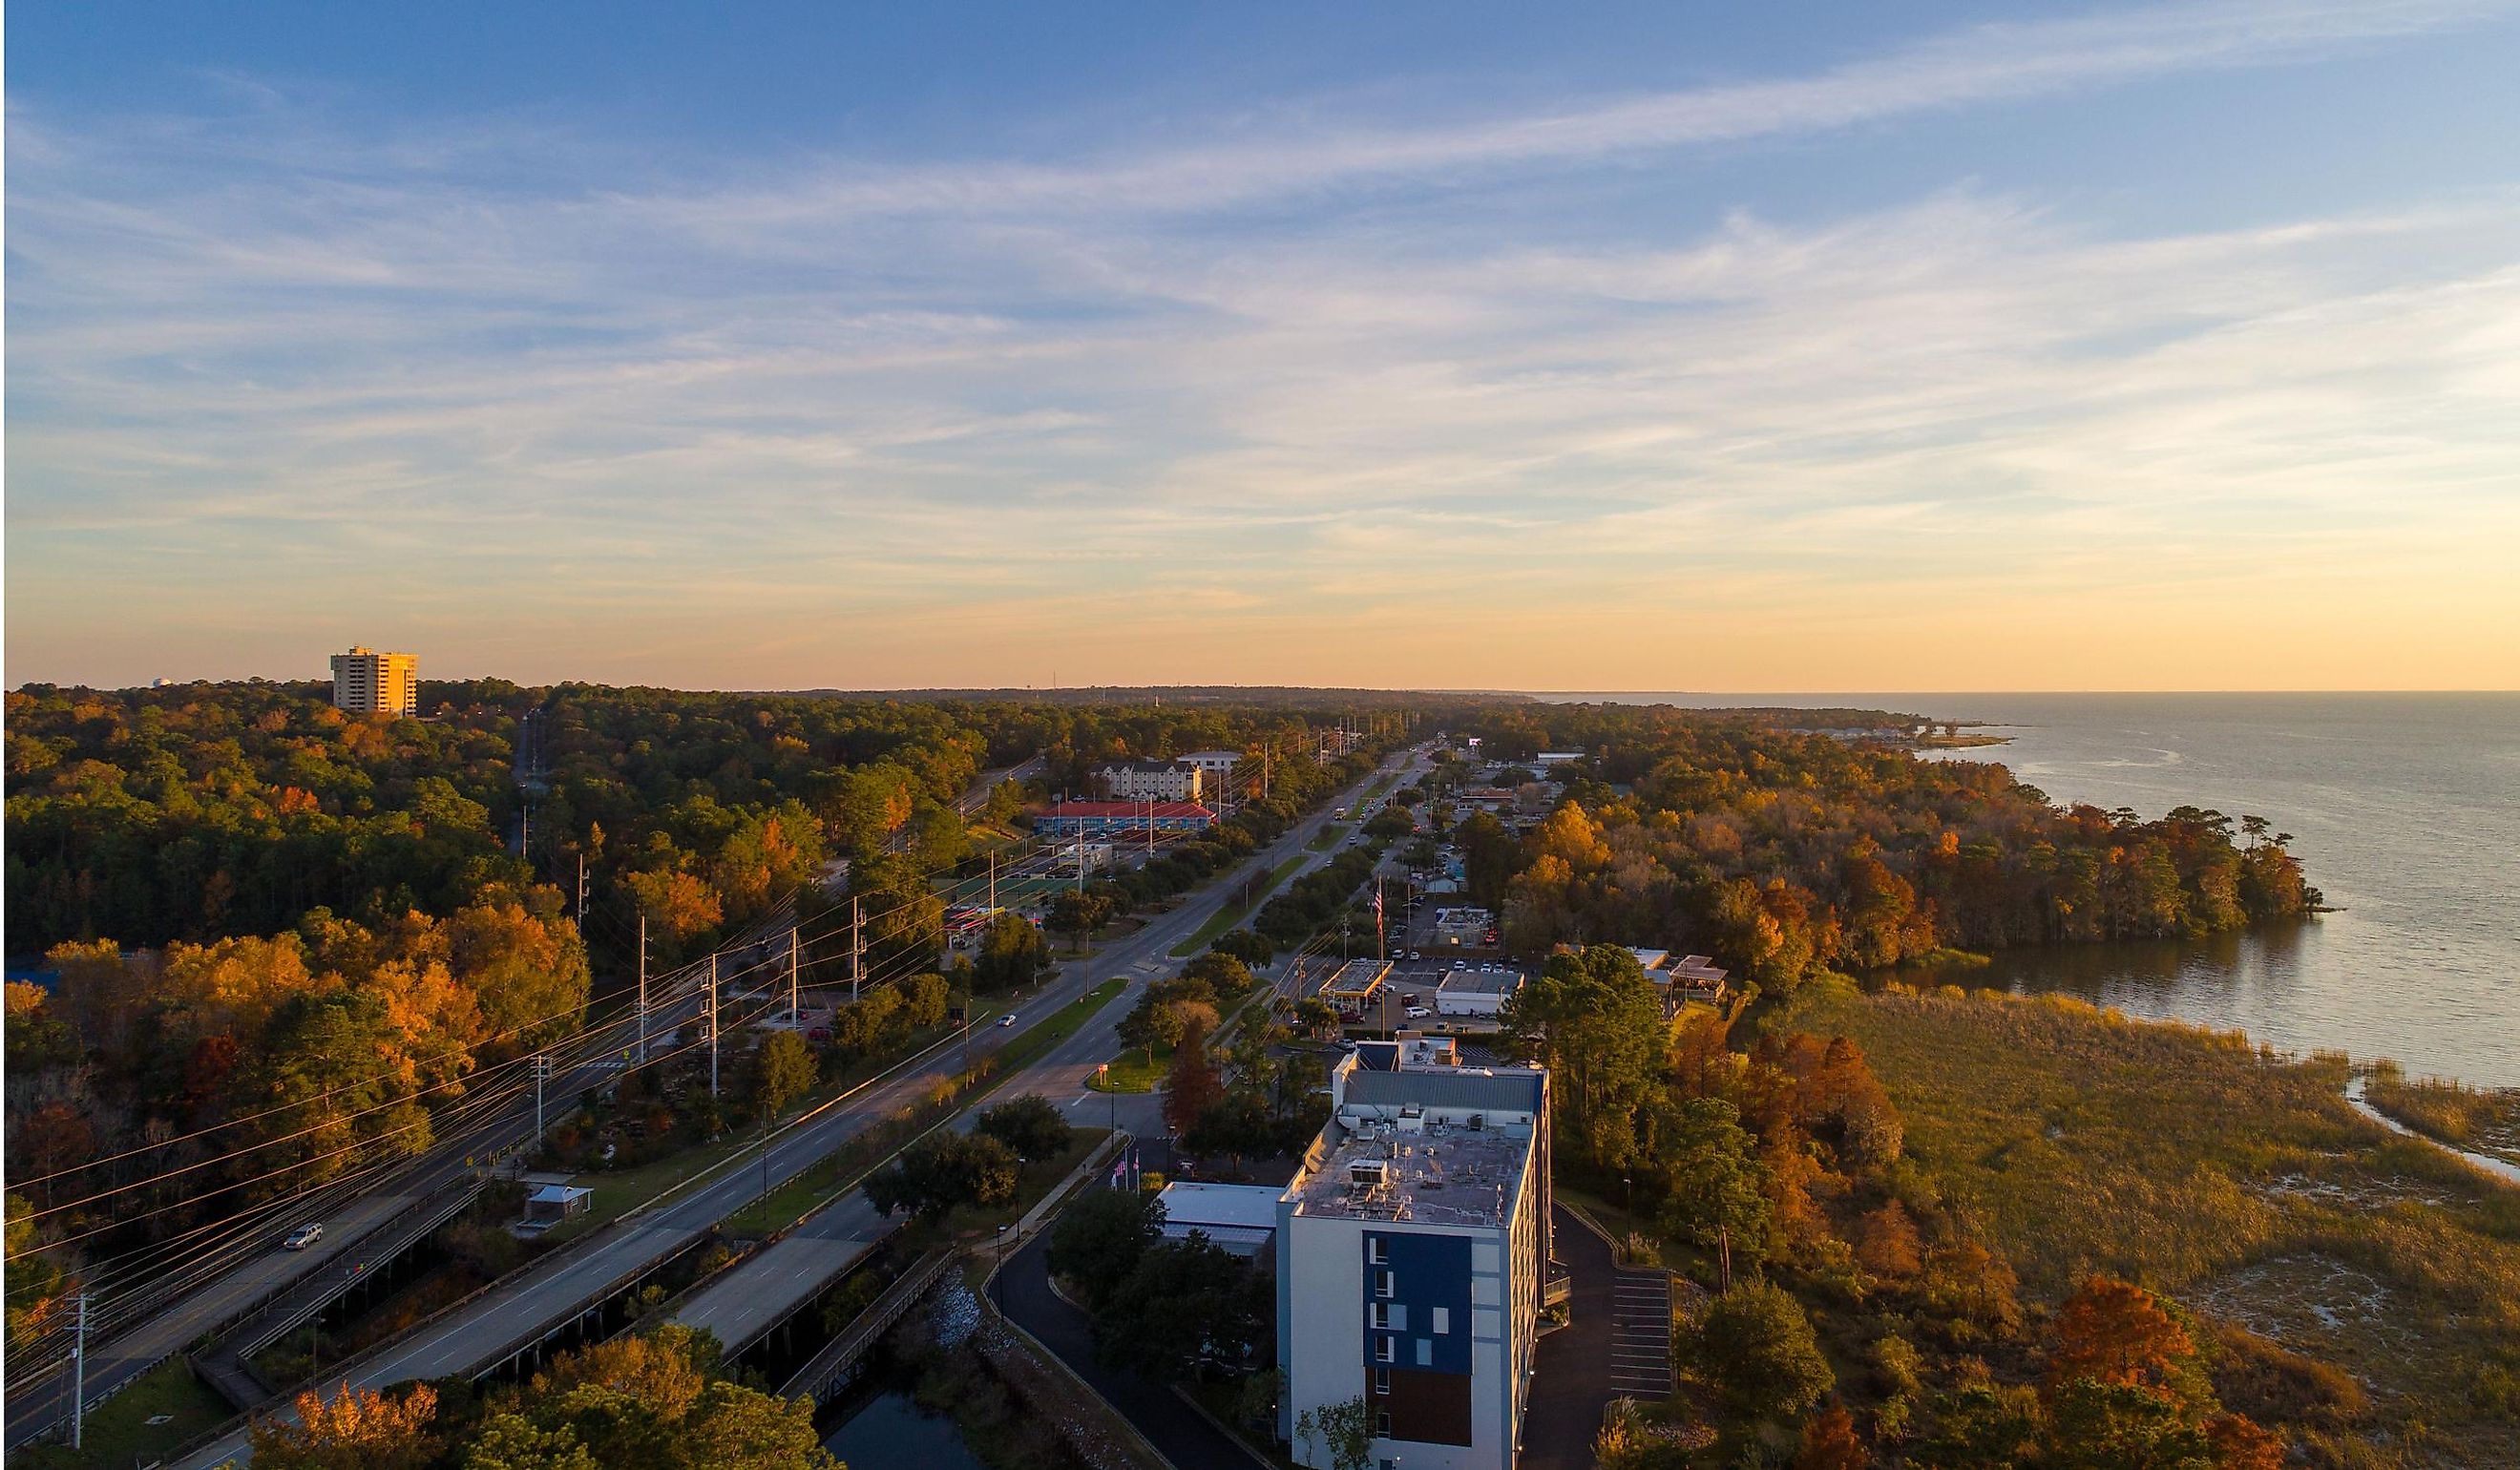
[
  {"left": 708, "top": 954, "right": 722, "bottom": 1098},
  {"left": 70, "top": 1292, "right": 88, "bottom": 1451},
  {"left": 576, "top": 850, "right": 588, "bottom": 924},
  {"left": 635, "top": 913, "right": 649, "bottom": 1063},
  {"left": 533, "top": 1053, "right": 553, "bottom": 1139},
  {"left": 850, "top": 896, "right": 863, "bottom": 1002},
  {"left": 988, "top": 851, "right": 998, "bottom": 913},
  {"left": 788, "top": 928, "right": 800, "bottom": 1024}
]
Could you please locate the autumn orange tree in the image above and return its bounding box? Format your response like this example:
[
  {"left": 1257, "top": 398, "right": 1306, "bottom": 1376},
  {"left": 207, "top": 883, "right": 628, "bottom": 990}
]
[
  {"left": 249, "top": 1379, "right": 440, "bottom": 1470},
  {"left": 2041, "top": 1277, "right": 2283, "bottom": 1470}
]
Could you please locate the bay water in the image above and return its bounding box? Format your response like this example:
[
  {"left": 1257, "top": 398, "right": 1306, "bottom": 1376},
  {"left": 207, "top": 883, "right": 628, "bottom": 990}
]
[{"left": 1531, "top": 693, "right": 2520, "bottom": 1087}]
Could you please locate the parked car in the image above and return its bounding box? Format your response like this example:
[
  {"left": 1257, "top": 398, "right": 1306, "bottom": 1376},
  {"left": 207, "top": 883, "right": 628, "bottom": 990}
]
[
  {"left": 1451, "top": 958, "right": 1468, "bottom": 970},
  {"left": 283, "top": 1222, "right": 324, "bottom": 1250},
  {"left": 1407, "top": 949, "right": 1422, "bottom": 960},
  {"left": 1389, "top": 946, "right": 1405, "bottom": 959}
]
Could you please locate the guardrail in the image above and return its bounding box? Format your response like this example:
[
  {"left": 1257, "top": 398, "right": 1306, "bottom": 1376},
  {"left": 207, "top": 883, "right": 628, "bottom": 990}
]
[
  {"left": 222, "top": 1178, "right": 488, "bottom": 1361},
  {"left": 781, "top": 1250, "right": 956, "bottom": 1404}
]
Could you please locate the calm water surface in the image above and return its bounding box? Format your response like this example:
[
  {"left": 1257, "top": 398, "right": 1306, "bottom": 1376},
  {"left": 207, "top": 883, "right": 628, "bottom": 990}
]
[
  {"left": 821, "top": 1370, "right": 986, "bottom": 1469},
  {"left": 1532, "top": 693, "right": 2520, "bottom": 1086}
]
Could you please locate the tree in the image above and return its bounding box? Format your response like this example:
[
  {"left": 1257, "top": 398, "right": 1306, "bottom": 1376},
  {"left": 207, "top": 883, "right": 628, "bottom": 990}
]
[
  {"left": 1648, "top": 1096, "right": 1771, "bottom": 1271},
  {"left": 446, "top": 895, "right": 593, "bottom": 1047},
  {"left": 1295, "top": 1395, "right": 1375, "bottom": 1470},
  {"left": 490, "top": 1325, "right": 839, "bottom": 1470},
  {"left": 977, "top": 1093, "right": 1073, "bottom": 1161},
  {"left": 2048, "top": 1276, "right": 2203, "bottom": 1408},
  {"left": 1181, "top": 951, "right": 1255, "bottom": 998},
  {"left": 1210, "top": 929, "right": 1274, "bottom": 966},
  {"left": 1048, "top": 888, "right": 1111, "bottom": 950},
  {"left": 750, "top": 1030, "right": 818, "bottom": 1120},
  {"left": 863, "top": 1132, "right": 1018, "bottom": 1219},
  {"left": 1047, "top": 1186, "right": 1166, "bottom": 1303},
  {"left": 1698, "top": 1280, "right": 1834, "bottom": 1423},
  {"left": 1796, "top": 1402, "right": 1868, "bottom": 1470},
  {"left": 1098, "top": 1234, "right": 1273, "bottom": 1379},
  {"left": 461, "top": 1415, "right": 598, "bottom": 1470},
  {"left": 1163, "top": 1024, "right": 1227, "bottom": 1138},
  {"left": 4, "top": 1193, "right": 68, "bottom": 1351},
  {"left": 250, "top": 1380, "right": 441, "bottom": 1470},
  {"left": 972, "top": 912, "right": 1051, "bottom": 992},
  {"left": 1500, "top": 944, "right": 1667, "bottom": 1171}
]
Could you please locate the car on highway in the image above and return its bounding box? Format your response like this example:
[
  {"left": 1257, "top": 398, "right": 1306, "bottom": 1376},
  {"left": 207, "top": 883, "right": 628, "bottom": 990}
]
[
  {"left": 1405, "top": 1006, "right": 1432, "bottom": 1019},
  {"left": 998, "top": 1013, "right": 1017, "bottom": 1027},
  {"left": 283, "top": 1222, "right": 324, "bottom": 1250}
]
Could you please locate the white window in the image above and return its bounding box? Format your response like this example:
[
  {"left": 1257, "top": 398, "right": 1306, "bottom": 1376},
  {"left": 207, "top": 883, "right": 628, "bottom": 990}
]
[
  {"left": 1371, "top": 1302, "right": 1390, "bottom": 1330},
  {"left": 1373, "top": 1368, "right": 1391, "bottom": 1396},
  {"left": 1366, "top": 1237, "right": 1388, "bottom": 1265},
  {"left": 1376, "top": 1270, "right": 1395, "bottom": 1299},
  {"left": 1375, "top": 1336, "right": 1396, "bottom": 1363},
  {"left": 1376, "top": 1414, "right": 1393, "bottom": 1438},
  {"left": 1431, "top": 1307, "right": 1450, "bottom": 1334}
]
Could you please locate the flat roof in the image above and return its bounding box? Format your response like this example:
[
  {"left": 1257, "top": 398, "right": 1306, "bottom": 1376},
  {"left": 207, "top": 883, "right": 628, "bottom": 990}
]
[
  {"left": 1345, "top": 1066, "right": 1544, "bottom": 1115},
  {"left": 1291, "top": 1124, "right": 1533, "bottom": 1228},
  {"left": 1324, "top": 959, "right": 1391, "bottom": 997},
  {"left": 1437, "top": 968, "right": 1524, "bottom": 996},
  {"left": 1157, "top": 1181, "right": 1283, "bottom": 1233}
]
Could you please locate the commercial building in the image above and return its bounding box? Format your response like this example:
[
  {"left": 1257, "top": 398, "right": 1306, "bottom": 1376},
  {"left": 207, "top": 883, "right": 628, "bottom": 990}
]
[
  {"left": 1155, "top": 1181, "right": 1281, "bottom": 1259},
  {"left": 1435, "top": 966, "right": 1525, "bottom": 1019},
  {"left": 1034, "top": 800, "right": 1218, "bottom": 838},
  {"left": 1093, "top": 759, "right": 1204, "bottom": 803},
  {"left": 328, "top": 646, "right": 418, "bottom": 717},
  {"left": 1322, "top": 959, "right": 1392, "bottom": 1015},
  {"left": 1277, "top": 1053, "right": 1551, "bottom": 1470},
  {"left": 1432, "top": 907, "right": 1495, "bottom": 949},
  {"left": 1182, "top": 749, "right": 1247, "bottom": 793}
]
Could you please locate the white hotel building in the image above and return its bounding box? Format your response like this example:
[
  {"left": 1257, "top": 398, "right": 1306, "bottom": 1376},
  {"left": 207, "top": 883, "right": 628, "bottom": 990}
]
[{"left": 1276, "top": 1052, "right": 1551, "bottom": 1470}]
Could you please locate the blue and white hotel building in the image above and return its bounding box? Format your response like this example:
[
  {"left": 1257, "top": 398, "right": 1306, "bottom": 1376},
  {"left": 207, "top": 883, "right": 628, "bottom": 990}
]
[{"left": 1277, "top": 1051, "right": 1550, "bottom": 1470}]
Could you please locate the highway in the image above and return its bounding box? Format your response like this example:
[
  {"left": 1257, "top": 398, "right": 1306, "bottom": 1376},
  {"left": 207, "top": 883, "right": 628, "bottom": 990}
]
[
  {"left": 672, "top": 750, "right": 1424, "bottom": 1350},
  {"left": 174, "top": 746, "right": 1424, "bottom": 1468},
  {"left": 0, "top": 919, "right": 764, "bottom": 1453}
]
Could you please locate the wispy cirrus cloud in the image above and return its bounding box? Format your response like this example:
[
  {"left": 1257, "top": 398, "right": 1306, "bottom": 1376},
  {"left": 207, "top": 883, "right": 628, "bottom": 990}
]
[{"left": 7, "top": 0, "right": 2518, "bottom": 689}]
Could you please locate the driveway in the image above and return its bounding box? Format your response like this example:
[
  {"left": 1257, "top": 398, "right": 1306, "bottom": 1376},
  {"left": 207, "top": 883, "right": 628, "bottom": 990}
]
[{"left": 1524, "top": 1204, "right": 1670, "bottom": 1470}]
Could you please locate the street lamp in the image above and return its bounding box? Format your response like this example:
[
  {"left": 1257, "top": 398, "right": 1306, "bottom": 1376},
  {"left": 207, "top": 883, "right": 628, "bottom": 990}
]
[{"left": 994, "top": 1223, "right": 1010, "bottom": 1310}]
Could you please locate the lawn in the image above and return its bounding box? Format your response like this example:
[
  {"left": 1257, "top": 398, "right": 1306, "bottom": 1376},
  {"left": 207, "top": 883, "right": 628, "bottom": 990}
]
[
  {"left": 1307, "top": 823, "right": 1348, "bottom": 851},
  {"left": 1169, "top": 855, "right": 1305, "bottom": 957},
  {"left": 1090, "top": 1041, "right": 1172, "bottom": 1094},
  {"left": 15, "top": 1357, "right": 232, "bottom": 1470}
]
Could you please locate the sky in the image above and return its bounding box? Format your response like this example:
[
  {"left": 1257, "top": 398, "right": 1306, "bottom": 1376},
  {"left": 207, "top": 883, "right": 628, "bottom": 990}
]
[{"left": 8, "top": 0, "right": 2519, "bottom": 692}]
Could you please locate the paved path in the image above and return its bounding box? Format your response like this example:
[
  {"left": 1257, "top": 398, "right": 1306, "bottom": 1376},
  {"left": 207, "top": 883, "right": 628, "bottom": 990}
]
[
  {"left": 177, "top": 749, "right": 1421, "bottom": 1468},
  {"left": 998, "top": 1228, "right": 1269, "bottom": 1470}
]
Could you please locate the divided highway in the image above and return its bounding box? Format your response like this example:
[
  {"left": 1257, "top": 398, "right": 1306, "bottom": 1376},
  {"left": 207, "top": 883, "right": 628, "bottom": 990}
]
[{"left": 174, "top": 747, "right": 1422, "bottom": 1468}]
